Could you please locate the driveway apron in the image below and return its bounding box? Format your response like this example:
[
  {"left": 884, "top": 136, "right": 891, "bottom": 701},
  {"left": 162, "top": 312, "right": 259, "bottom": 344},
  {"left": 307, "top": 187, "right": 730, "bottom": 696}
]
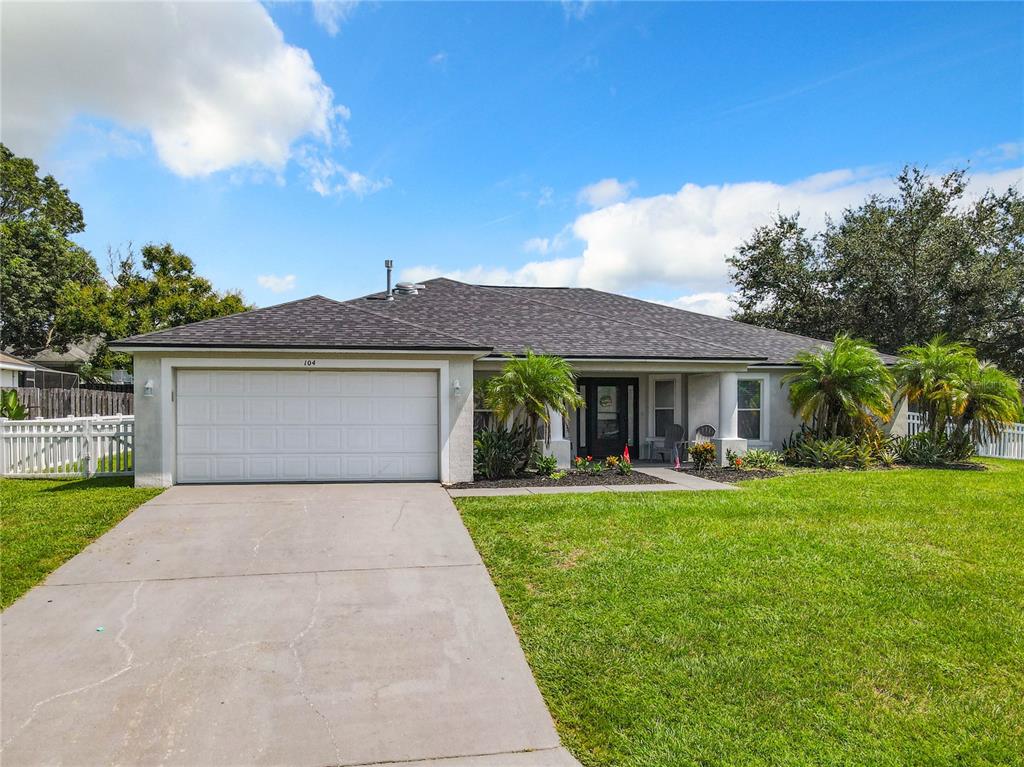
[{"left": 1, "top": 483, "right": 577, "bottom": 766}]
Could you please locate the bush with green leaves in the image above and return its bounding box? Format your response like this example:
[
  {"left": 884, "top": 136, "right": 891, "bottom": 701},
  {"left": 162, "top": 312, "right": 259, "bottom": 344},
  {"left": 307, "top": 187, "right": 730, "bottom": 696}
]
[
  {"left": 892, "top": 432, "right": 974, "bottom": 466},
  {"left": 473, "top": 424, "right": 532, "bottom": 480},
  {"left": 1, "top": 390, "right": 27, "bottom": 420},
  {"left": 742, "top": 448, "right": 781, "bottom": 469},
  {"left": 531, "top": 452, "right": 559, "bottom": 477},
  {"left": 689, "top": 441, "right": 716, "bottom": 471},
  {"left": 783, "top": 431, "right": 858, "bottom": 469}
]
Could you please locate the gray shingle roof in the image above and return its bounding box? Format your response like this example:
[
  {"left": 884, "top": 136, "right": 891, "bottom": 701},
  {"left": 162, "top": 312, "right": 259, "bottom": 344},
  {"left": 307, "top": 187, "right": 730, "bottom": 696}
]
[
  {"left": 109, "top": 295, "right": 490, "bottom": 351},
  {"left": 111, "top": 278, "right": 872, "bottom": 365}
]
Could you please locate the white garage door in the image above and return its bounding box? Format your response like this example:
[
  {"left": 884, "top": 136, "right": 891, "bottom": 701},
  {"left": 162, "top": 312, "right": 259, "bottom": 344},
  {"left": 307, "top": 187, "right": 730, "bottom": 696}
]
[{"left": 175, "top": 370, "right": 439, "bottom": 483}]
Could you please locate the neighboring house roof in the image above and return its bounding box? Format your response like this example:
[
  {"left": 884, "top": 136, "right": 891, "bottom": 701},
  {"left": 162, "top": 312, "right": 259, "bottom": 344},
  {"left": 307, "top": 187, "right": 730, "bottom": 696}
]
[
  {"left": 29, "top": 337, "right": 102, "bottom": 369},
  {"left": 0, "top": 352, "right": 39, "bottom": 373},
  {"left": 110, "top": 278, "right": 884, "bottom": 365}
]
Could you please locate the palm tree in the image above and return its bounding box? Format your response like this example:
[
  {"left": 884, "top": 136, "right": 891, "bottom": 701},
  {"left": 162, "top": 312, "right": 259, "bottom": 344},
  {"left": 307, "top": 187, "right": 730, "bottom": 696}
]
[
  {"left": 894, "top": 336, "right": 976, "bottom": 437},
  {"left": 484, "top": 350, "right": 584, "bottom": 443},
  {"left": 950, "top": 361, "right": 1022, "bottom": 444},
  {"left": 783, "top": 334, "right": 895, "bottom": 438}
]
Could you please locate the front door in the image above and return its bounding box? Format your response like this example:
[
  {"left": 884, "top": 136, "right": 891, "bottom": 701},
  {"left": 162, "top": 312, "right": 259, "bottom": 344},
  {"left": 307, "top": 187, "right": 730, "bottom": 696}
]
[{"left": 578, "top": 378, "right": 639, "bottom": 459}]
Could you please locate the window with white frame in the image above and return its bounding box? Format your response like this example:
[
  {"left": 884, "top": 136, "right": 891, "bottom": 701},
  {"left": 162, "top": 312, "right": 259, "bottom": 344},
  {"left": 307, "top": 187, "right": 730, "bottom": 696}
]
[
  {"left": 654, "top": 379, "right": 675, "bottom": 437},
  {"left": 473, "top": 379, "right": 495, "bottom": 432},
  {"left": 737, "top": 379, "right": 763, "bottom": 441}
]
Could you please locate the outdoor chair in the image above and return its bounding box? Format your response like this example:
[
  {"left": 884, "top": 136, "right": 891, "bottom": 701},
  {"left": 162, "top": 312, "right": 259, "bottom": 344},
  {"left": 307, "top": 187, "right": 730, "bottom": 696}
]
[
  {"left": 682, "top": 424, "right": 716, "bottom": 464},
  {"left": 654, "top": 423, "right": 686, "bottom": 464}
]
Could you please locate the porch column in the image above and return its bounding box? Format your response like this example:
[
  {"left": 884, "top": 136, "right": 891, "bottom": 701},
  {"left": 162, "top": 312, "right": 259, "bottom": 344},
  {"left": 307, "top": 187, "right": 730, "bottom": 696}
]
[
  {"left": 713, "top": 371, "right": 746, "bottom": 466},
  {"left": 718, "top": 371, "right": 738, "bottom": 439},
  {"left": 544, "top": 405, "right": 573, "bottom": 469}
]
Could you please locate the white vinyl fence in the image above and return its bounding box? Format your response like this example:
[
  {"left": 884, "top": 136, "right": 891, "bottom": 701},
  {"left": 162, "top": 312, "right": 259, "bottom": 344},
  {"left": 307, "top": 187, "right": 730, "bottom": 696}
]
[
  {"left": 1, "top": 415, "right": 134, "bottom": 479},
  {"left": 907, "top": 412, "right": 1024, "bottom": 460}
]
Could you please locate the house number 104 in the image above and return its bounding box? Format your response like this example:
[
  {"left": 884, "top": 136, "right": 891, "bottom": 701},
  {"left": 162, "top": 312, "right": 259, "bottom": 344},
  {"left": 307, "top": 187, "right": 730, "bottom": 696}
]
[{"left": 303, "top": 360, "right": 317, "bottom": 367}]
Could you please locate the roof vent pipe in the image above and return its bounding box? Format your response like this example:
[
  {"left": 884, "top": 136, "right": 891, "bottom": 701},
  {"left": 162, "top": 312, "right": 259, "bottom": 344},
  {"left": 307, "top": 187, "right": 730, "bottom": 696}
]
[{"left": 384, "top": 259, "right": 394, "bottom": 301}]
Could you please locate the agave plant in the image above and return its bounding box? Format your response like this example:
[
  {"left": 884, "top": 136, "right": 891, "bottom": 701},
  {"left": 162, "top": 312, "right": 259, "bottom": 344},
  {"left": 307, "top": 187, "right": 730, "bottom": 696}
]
[
  {"left": 894, "top": 337, "right": 976, "bottom": 437},
  {"left": 783, "top": 334, "right": 895, "bottom": 439},
  {"left": 484, "top": 349, "right": 584, "bottom": 443}
]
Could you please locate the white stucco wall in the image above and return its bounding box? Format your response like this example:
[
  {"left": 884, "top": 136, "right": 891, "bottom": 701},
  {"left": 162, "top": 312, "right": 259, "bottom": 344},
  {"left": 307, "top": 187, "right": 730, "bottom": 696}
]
[
  {"left": 686, "top": 374, "right": 718, "bottom": 439},
  {"left": 132, "top": 354, "right": 164, "bottom": 487},
  {"left": 447, "top": 358, "right": 475, "bottom": 483},
  {"left": 1, "top": 369, "right": 19, "bottom": 388}
]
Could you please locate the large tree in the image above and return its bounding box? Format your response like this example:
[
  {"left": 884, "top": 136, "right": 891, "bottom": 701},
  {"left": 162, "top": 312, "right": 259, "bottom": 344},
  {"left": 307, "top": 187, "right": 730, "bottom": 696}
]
[
  {"left": 58, "top": 243, "right": 252, "bottom": 374},
  {"left": 729, "top": 167, "right": 1024, "bottom": 378},
  {"left": 0, "top": 143, "right": 102, "bottom": 353}
]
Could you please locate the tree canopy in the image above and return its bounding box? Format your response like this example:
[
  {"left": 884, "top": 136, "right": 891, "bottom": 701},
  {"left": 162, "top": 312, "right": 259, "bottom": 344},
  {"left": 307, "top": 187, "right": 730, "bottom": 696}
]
[
  {"left": 58, "top": 243, "right": 252, "bottom": 374},
  {"left": 0, "top": 143, "right": 101, "bottom": 354},
  {"left": 729, "top": 167, "right": 1024, "bottom": 378}
]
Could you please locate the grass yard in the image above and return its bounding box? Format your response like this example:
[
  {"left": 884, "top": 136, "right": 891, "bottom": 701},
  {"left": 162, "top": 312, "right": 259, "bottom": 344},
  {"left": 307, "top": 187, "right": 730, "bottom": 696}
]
[
  {"left": 0, "top": 477, "right": 162, "bottom": 608},
  {"left": 458, "top": 460, "right": 1024, "bottom": 767}
]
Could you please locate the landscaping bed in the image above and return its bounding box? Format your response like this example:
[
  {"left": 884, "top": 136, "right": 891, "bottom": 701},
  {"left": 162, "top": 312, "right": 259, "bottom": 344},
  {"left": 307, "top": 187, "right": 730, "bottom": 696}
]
[
  {"left": 676, "top": 465, "right": 782, "bottom": 483},
  {"left": 449, "top": 469, "right": 669, "bottom": 489}
]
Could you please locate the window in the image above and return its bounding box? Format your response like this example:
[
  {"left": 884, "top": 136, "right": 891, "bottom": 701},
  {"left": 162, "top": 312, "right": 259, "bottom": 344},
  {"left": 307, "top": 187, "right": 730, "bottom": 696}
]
[
  {"left": 473, "top": 379, "right": 495, "bottom": 432},
  {"left": 654, "top": 379, "right": 675, "bottom": 437},
  {"left": 737, "top": 379, "right": 762, "bottom": 441}
]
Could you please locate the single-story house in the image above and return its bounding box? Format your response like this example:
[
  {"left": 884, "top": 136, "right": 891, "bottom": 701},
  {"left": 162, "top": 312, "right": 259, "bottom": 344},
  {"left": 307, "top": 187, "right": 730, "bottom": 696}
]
[
  {"left": 0, "top": 351, "right": 79, "bottom": 389},
  {"left": 109, "top": 277, "right": 906, "bottom": 487}
]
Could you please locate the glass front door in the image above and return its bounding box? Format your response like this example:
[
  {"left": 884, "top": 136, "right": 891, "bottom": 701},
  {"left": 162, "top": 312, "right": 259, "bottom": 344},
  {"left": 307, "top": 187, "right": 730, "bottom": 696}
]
[{"left": 578, "top": 378, "right": 638, "bottom": 458}]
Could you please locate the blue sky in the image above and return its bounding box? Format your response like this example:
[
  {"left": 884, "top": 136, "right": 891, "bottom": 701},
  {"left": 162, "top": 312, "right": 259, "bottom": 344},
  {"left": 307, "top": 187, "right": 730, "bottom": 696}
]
[{"left": 3, "top": 1, "right": 1022, "bottom": 315}]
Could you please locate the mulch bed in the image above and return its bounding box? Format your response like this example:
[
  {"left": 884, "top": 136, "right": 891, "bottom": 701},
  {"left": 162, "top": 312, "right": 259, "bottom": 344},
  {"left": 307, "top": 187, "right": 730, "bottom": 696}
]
[
  {"left": 675, "top": 466, "right": 783, "bottom": 484},
  {"left": 449, "top": 470, "right": 670, "bottom": 489}
]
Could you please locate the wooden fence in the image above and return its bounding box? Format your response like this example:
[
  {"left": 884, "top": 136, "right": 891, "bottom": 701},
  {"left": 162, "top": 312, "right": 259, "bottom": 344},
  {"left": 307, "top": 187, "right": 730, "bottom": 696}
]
[
  {"left": 7, "top": 386, "right": 133, "bottom": 418},
  {"left": 907, "top": 412, "right": 1024, "bottom": 460},
  {"left": 0, "top": 415, "right": 135, "bottom": 478}
]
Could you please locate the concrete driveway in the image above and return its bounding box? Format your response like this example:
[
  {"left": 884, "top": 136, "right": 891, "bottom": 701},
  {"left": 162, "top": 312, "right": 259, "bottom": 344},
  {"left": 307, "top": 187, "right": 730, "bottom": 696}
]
[{"left": 1, "top": 484, "right": 578, "bottom": 766}]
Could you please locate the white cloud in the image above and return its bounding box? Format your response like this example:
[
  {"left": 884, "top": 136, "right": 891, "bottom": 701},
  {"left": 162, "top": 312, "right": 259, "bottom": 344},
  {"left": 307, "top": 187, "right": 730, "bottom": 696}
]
[
  {"left": 312, "top": 0, "right": 361, "bottom": 36},
  {"left": 659, "top": 292, "right": 736, "bottom": 318},
  {"left": 429, "top": 51, "right": 449, "bottom": 67},
  {"left": 299, "top": 150, "right": 391, "bottom": 198},
  {"left": 578, "top": 178, "right": 636, "bottom": 209},
  {"left": 561, "top": 0, "right": 595, "bottom": 21},
  {"left": 1, "top": 1, "right": 354, "bottom": 180},
  {"left": 408, "top": 164, "right": 1024, "bottom": 314},
  {"left": 257, "top": 274, "right": 297, "bottom": 293},
  {"left": 537, "top": 186, "right": 555, "bottom": 207}
]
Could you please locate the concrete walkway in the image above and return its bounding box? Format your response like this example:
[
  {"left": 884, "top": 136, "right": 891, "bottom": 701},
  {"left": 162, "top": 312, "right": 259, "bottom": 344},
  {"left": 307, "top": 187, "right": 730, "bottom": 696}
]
[
  {"left": 0, "top": 483, "right": 579, "bottom": 767},
  {"left": 448, "top": 466, "right": 737, "bottom": 497}
]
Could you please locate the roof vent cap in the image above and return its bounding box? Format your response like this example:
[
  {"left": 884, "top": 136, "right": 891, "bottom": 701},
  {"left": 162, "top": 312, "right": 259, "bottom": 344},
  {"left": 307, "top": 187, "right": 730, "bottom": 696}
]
[{"left": 394, "top": 282, "right": 423, "bottom": 295}]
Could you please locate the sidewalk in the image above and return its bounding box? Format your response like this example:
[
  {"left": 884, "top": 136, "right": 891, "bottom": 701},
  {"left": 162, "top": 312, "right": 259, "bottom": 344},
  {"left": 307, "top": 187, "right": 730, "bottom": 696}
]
[{"left": 447, "top": 467, "right": 737, "bottom": 497}]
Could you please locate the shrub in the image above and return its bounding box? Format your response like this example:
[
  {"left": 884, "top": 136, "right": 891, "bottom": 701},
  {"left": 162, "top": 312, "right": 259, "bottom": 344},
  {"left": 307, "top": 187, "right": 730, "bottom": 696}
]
[
  {"left": 784, "top": 435, "right": 857, "bottom": 469},
  {"left": 473, "top": 424, "right": 532, "bottom": 479},
  {"left": 892, "top": 432, "right": 974, "bottom": 466},
  {"left": 531, "top": 452, "right": 559, "bottom": 477},
  {"left": 742, "top": 448, "right": 781, "bottom": 470},
  {"left": 574, "top": 455, "right": 603, "bottom": 475},
  {"left": 1, "top": 390, "right": 27, "bottom": 420},
  {"left": 689, "top": 441, "right": 716, "bottom": 471}
]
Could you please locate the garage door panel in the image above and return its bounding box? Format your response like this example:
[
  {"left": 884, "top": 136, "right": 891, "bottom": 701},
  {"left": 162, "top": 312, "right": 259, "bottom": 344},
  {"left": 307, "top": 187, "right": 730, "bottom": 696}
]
[
  {"left": 212, "top": 372, "right": 246, "bottom": 395},
  {"left": 178, "top": 427, "right": 212, "bottom": 452},
  {"left": 246, "top": 372, "right": 278, "bottom": 395},
  {"left": 176, "top": 370, "right": 438, "bottom": 483},
  {"left": 247, "top": 428, "right": 278, "bottom": 451},
  {"left": 177, "top": 399, "right": 210, "bottom": 425},
  {"left": 248, "top": 456, "right": 278, "bottom": 480},
  {"left": 214, "top": 428, "right": 245, "bottom": 452},
  {"left": 342, "top": 399, "right": 372, "bottom": 424},
  {"left": 312, "top": 399, "right": 342, "bottom": 423},
  {"left": 342, "top": 373, "right": 373, "bottom": 396},
  {"left": 213, "top": 400, "right": 245, "bottom": 424}
]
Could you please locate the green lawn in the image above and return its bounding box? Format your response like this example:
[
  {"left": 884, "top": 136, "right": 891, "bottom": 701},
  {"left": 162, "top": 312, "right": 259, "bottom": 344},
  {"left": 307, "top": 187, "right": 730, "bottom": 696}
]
[
  {"left": 457, "top": 461, "right": 1024, "bottom": 767},
  {"left": 0, "top": 477, "right": 162, "bottom": 608}
]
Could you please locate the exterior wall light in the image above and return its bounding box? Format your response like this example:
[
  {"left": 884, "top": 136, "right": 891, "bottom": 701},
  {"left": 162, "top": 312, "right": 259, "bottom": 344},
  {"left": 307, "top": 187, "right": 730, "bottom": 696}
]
[
  {"left": 452, "top": 379, "right": 461, "bottom": 395},
  {"left": 143, "top": 379, "right": 155, "bottom": 398}
]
